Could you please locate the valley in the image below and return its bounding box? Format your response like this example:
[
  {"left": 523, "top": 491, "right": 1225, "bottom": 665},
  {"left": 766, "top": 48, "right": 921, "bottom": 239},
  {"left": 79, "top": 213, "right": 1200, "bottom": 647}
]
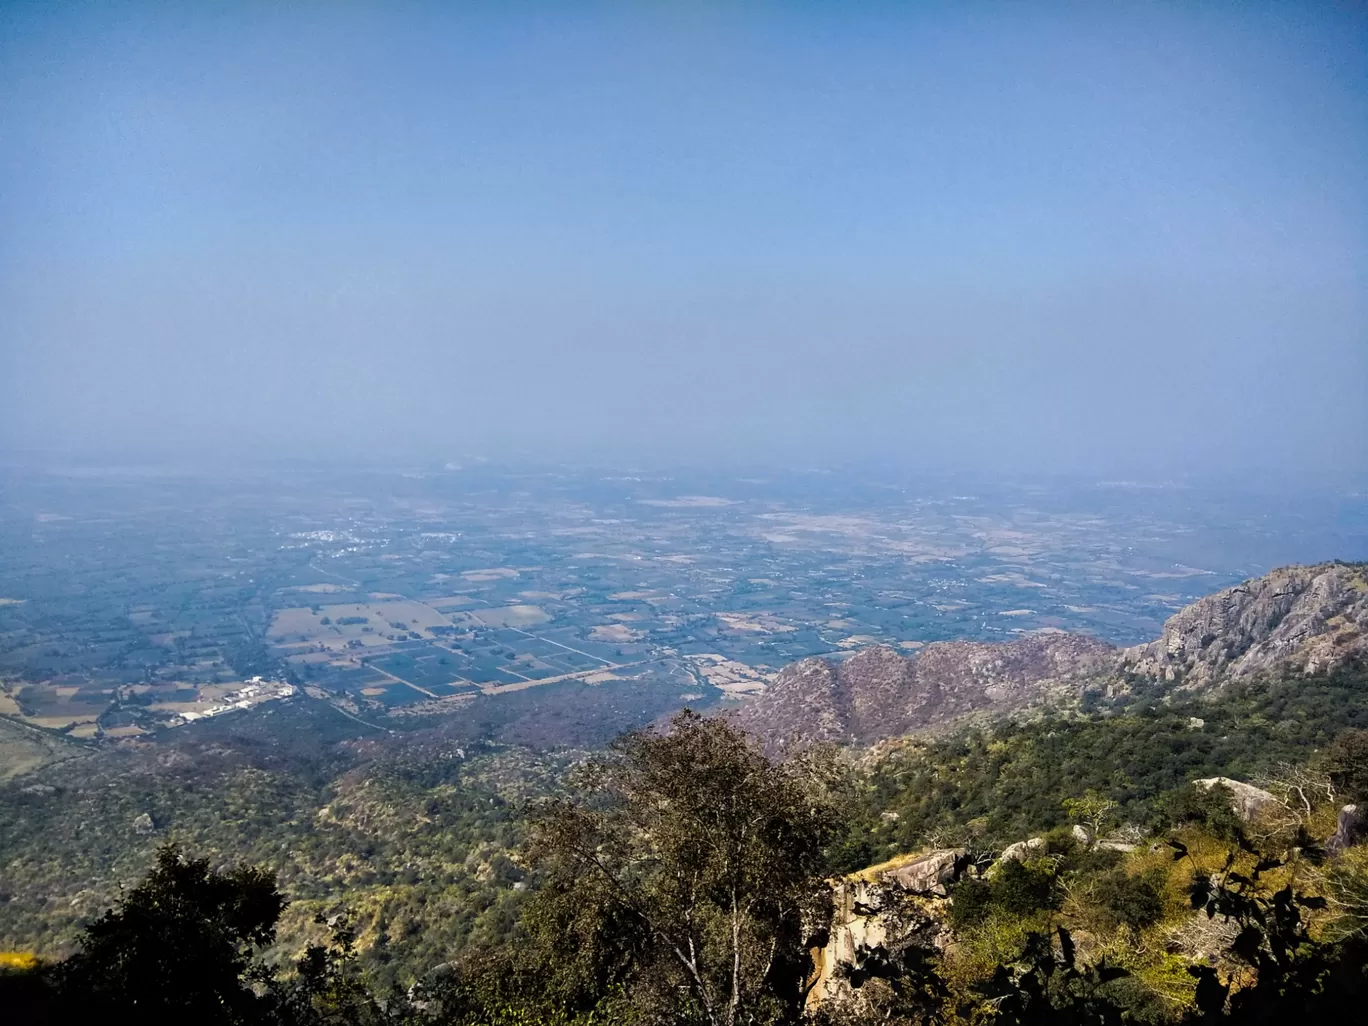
[
  {"left": 3, "top": 464, "right": 1363, "bottom": 756},
  {"left": 3, "top": 463, "right": 1368, "bottom": 1017}
]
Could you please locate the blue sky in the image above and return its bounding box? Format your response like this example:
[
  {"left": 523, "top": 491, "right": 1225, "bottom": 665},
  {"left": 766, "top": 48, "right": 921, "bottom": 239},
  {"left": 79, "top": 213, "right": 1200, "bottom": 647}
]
[{"left": 1, "top": 2, "right": 1364, "bottom": 476}]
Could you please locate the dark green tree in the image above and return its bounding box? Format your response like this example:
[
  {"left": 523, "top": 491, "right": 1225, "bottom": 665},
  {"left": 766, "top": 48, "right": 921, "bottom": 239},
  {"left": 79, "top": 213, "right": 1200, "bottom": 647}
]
[
  {"left": 971, "top": 928, "right": 1129, "bottom": 1026},
  {"left": 1326, "top": 728, "right": 1368, "bottom": 803},
  {"left": 55, "top": 844, "right": 286, "bottom": 1025}
]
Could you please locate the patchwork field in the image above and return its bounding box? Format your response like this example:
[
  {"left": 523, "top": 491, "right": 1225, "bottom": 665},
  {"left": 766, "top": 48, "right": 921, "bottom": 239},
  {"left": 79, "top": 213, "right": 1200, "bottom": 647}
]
[
  {"left": 268, "top": 597, "right": 636, "bottom": 706},
  {"left": 3, "top": 677, "right": 113, "bottom": 731},
  {"left": 0, "top": 715, "right": 82, "bottom": 780},
  {"left": 6, "top": 464, "right": 1353, "bottom": 755}
]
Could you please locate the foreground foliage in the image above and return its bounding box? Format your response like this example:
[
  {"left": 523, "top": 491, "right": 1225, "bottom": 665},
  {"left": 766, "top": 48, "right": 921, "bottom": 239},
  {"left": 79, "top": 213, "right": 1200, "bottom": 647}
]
[{"left": 10, "top": 663, "right": 1368, "bottom": 1023}]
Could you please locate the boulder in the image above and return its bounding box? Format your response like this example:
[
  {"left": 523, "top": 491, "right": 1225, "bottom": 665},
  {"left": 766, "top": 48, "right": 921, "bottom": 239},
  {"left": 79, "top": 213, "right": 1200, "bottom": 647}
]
[
  {"left": 1329, "top": 804, "right": 1368, "bottom": 854},
  {"left": 1098, "top": 825, "right": 1145, "bottom": 853},
  {"left": 883, "top": 849, "right": 968, "bottom": 897},
  {"left": 132, "top": 812, "right": 156, "bottom": 835},
  {"left": 1193, "top": 778, "right": 1276, "bottom": 822},
  {"left": 998, "top": 838, "right": 1044, "bottom": 863}
]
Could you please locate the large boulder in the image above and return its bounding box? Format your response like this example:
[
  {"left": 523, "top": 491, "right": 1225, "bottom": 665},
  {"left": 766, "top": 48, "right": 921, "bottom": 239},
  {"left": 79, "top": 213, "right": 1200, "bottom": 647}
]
[
  {"left": 1193, "top": 778, "right": 1277, "bottom": 822},
  {"left": 883, "top": 849, "right": 968, "bottom": 897}
]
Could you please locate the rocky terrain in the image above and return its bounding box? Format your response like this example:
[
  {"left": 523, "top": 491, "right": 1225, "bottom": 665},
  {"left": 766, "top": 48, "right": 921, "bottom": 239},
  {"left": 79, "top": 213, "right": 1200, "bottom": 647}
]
[
  {"left": 733, "top": 633, "right": 1113, "bottom": 750},
  {"left": 1116, "top": 562, "right": 1368, "bottom": 687},
  {"left": 736, "top": 562, "right": 1368, "bottom": 748}
]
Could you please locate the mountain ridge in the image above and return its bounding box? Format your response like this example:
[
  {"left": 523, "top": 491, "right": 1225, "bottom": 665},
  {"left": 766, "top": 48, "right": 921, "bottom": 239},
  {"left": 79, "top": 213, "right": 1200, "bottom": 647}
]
[{"left": 734, "top": 561, "right": 1368, "bottom": 749}]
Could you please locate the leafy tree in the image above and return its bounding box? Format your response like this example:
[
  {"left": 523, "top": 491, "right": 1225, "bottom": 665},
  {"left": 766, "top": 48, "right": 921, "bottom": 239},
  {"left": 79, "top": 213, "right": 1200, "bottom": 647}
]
[
  {"left": 948, "top": 859, "right": 1058, "bottom": 930},
  {"left": 277, "top": 914, "right": 392, "bottom": 1026},
  {"left": 971, "top": 928, "right": 1129, "bottom": 1025},
  {"left": 1325, "top": 728, "right": 1368, "bottom": 803},
  {"left": 827, "top": 833, "right": 876, "bottom": 875},
  {"left": 1162, "top": 782, "right": 1244, "bottom": 843},
  {"left": 54, "top": 843, "right": 285, "bottom": 1024},
  {"left": 1063, "top": 791, "right": 1118, "bottom": 847},
  {"left": 1088, "top": 871, "right": 1163, "bottom": 934},
  {"left": 520, "top": 710, "right": 843, "bottom": 1026}
]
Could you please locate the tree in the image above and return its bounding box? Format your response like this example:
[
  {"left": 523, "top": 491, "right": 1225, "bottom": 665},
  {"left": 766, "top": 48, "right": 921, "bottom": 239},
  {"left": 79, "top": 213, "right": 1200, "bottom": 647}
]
[
  {"left": 1325, "top": 729, "right": 1368, "bottom": 803},
  {"left": 55, "top": 844, "right": 286, "bottom": 1025},
  {"left": 973, "top": 928, "right": 1129, "bottom": 1026},
  {"left": 1063, "top": 791, "right": 1118, "bottom": 847},
  {"left": 521, "top": 710, "right": 843, "bottom": 1026}
]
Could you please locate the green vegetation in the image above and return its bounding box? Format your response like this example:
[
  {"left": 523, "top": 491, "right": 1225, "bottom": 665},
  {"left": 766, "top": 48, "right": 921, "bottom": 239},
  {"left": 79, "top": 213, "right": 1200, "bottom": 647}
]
[
  {"left": 0, "top": 705, "right": 541, "bottom": 995},
  {"left": 8, "top": 700, "right": 1368, "bottom": 1024},
  {"left": 852, "top": 664, "right": 1368, "bottom": 856}
]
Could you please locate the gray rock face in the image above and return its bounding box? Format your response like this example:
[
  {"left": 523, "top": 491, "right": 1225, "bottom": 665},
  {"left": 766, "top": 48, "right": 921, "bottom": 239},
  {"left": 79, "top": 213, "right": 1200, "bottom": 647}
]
[
  {"left": 132, "top": 812, "right": 156, "bottom": 835},
  {"left": 1193, "top": 778, "right": 1277, "bottom": 822},
  {"left": 998, "top": 838, "right": 1044, "bottom": 863},
  {"left": 1329, "top": 804, "right": 1368, "bottom": 854},
  {"left": 883, "top": 849, "right": 968, "bottom": 897},
  {"left": 1117, "top": 563, "right": 1368, "bottom": 688}
]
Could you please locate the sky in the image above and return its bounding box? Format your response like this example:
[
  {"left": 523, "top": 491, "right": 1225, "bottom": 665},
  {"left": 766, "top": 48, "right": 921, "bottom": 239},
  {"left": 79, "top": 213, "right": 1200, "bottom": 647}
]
[{"left": 1, "top": 2, "right": 1365, "bottom": 478}]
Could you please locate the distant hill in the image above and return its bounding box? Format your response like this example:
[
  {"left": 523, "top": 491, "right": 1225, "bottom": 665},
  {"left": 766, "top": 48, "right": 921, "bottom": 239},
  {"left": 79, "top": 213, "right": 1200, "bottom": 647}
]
[{"left": 734, "top": 562, "right": 1368, "bottom": 749}]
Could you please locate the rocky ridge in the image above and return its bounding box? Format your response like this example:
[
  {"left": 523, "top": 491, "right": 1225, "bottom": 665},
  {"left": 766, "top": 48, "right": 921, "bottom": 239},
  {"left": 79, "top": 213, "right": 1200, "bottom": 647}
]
[
  {"left": 1116, "top": 562, "right": 1368, "bottom": 687},
  {"left": 736, "top": 562, "right": 1367, "bottom": 749}
]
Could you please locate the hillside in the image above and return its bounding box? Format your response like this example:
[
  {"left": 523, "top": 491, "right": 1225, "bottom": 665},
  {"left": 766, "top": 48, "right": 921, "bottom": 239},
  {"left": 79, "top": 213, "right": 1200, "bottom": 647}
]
[
  {"left": 735, "top": 562, "right": 1368, "bottom": 748},
  {"left": 732, "top": 634, "right": 1113, "bottom": 750}
]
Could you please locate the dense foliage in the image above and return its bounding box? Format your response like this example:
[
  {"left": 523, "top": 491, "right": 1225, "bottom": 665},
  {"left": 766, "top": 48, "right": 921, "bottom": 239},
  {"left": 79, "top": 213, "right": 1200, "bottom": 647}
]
[
  {"left": 852, "top": 664, "right": 1368, "bottom": 855},
  {"left": 0, "top": 703, "right": 544, "bottom": 993},
  {"left": 8, "top": 663, "right": 1368, "bottom": 1023}
]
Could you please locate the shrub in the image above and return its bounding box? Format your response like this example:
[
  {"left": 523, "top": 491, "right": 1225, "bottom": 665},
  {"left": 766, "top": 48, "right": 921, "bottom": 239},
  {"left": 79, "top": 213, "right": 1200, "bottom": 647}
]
[
  {"left": 1090, "top": 871, "right": 1163, "bottom": 933},
  {"left": 1161, "top": 782, "right": 1243, "bottom": 841},
  {"left": 949, "top": 859, "right": 1058, "bottom": 929},
  {"left": 1326, "top": 729, "right": 1368, "bottom": 803}
]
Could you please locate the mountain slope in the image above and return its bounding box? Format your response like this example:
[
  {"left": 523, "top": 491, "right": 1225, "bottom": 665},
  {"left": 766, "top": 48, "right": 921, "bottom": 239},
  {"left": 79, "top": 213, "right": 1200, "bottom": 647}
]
[
  {"left": 733, "top": 633, "right": 1112, "bottom": 749},
  {"left": 735, "top": 562, "right": 1368, "bottom": 748}
]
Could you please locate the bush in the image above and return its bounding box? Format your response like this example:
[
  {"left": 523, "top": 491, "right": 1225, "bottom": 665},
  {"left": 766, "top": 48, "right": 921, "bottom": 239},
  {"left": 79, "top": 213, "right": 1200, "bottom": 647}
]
[
  {"left": 948, "top": 878, "right": 994, "bottom": 929},
  {"left": 949, "top": 859, "right": 1058, "bottom": 929},
  {"left": 1327, "top": 729, "right": 1368, "bottom": 803},
  {"left": 1161, "top": 782, "right": 1243, "bottom": 841},
  {"left": 827, "top": 834, "right": 876, "bottom": 875},
  {"left": 1090, "top": 871, "right": 1163, "bottom": 933},
  {"left": 992, "top": 859, "right": 1059, "bottom": 918}
]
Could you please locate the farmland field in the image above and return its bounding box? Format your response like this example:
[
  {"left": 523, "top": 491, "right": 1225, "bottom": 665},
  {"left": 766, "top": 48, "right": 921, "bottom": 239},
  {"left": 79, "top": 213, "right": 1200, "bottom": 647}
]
[{"left": 0, "top": 462, "right": 1364, "bottom": 744}]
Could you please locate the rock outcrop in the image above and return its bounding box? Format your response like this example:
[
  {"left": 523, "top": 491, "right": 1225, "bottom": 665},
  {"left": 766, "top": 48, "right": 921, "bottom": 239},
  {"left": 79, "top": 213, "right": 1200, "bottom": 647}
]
[
  {"left": 997, "top": 838, "right": 1044, "bottom": 864},
  {"left": 1193, "top": 778, "right": 1277, "bottom": 822},
  {"left": 1117, "top": 563, "right": 1368, "bottom": 688},
  {"left": 808, "top": 852, "right": 960, "bottom": 1008},
  {"left": 884, "top": 849, "right": 969, "bottom": 898},
  {"left": 1329, "top": 804, "right": 1368, "bottom": 854}
]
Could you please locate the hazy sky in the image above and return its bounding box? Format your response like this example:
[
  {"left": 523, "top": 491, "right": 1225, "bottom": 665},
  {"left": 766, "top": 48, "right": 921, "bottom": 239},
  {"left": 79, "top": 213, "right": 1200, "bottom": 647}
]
[{"left": 2, "top": 2, "right": 1365, "bottom": 476}]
